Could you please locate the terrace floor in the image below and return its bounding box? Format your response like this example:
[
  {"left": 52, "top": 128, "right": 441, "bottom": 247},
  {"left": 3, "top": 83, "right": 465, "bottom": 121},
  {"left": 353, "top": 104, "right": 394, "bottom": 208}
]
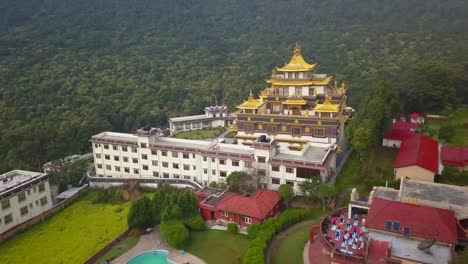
[{"left": 308, "top": 211, "right": 368, "bottom": 263}]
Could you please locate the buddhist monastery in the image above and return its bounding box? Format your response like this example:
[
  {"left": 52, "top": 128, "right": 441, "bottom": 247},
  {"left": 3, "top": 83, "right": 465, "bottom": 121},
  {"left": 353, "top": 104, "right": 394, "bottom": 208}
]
[
  {"left": 234, "top": 44, "right": 347, "bottom": 152},
  {"left": 89, "top": 44, "right": 350, "bottom": 194}
]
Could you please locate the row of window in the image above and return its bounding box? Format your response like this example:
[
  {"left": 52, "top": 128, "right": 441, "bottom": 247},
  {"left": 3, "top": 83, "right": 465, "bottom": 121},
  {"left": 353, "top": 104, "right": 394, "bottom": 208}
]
[
  {"left": 270, "top": 177, "right": 295, "bottom": 186},
  {"left": 96, "top": 153, "right": 250, "bottom": 169},
  {"left": 384, "top": 220, "right": 411, "bottom": 237},
  {"left": 220, "top": 211, "right": 253, "bottom": 224},
  {"left": 244, "top": 124, "right": 327, "bottom": 137},
  {"left": 1, "top": 183, "right": 46, "bottom": 211},
  {"left": 1, "top": 196, "right": 48, "bottom": 226},
  {"left": 271, "top": 165, "right": 294, "bottom": 173}
]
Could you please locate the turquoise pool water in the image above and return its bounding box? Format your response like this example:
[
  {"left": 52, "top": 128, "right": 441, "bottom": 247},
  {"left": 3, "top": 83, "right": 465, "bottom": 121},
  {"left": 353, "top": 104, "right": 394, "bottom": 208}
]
[{"left": 127, "top": 250, "right": 173, "bottom": 264}]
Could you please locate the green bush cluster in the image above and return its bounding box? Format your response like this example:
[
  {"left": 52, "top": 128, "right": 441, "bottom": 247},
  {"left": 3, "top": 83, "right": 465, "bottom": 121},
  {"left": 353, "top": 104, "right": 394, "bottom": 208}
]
[
  {"left": 243, "top": 209, "right": 323, "bottom": 264},
  {"left": 93, "top": 187, "right": 124, "bottom": 204},
  {"left": 127, "top": 184, "right": 205, "bottom": 249},
  {"left": 441, "top": 166, "right": 468, "bottom": 186},
  {"left": 160, "top": 221, "right": 190, "bottom": 249},
  {"left": 182, "top": 215, "right": 206, "bottom": 231},
  {"left": 227, "top": 223, "right": 239, "bottom": 234}
]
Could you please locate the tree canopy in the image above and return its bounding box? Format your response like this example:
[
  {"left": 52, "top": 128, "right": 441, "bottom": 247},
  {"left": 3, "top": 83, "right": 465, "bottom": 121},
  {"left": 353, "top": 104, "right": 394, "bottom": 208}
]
[{"left": 0, "top": 0, "right": 467, "bottom": 172}]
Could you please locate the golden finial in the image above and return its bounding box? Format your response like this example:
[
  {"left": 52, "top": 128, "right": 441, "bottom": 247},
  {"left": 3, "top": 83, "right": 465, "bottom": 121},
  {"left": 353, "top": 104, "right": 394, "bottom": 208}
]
[
  {"left": 294, "top": 43, "right": 301, "bottom": 55},
  {"left": 272, "top": 69, "right": 276, "bottom": 78},
  {"left": 249, "top": 89, "right": 254, "bottom": 98},
  {"left": 334, "top": 80, "right": 338, "bottom": 88}
]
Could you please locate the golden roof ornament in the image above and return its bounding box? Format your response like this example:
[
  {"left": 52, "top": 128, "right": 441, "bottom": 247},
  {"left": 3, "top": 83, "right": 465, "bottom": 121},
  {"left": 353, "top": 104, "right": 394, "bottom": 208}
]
[{"left": 294, "top": 43, "right": 301, "bottom": 55}]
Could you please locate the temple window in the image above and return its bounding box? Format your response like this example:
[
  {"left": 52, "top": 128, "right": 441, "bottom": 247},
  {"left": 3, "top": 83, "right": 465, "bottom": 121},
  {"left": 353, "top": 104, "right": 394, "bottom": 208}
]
[
  {"left": 308, "top": 88, "right": 315, "bottom": 96},
  {"left": 295, "top": 87, "right": 302, "bottom": 95},
  {"left": 291, "top": 127, "right": 301, "bottom": 136},
  {"left": 245, "top": 124, "right": 254, "bottom": 133},
  {"left": 272, "top": 104, "right": 282, "bottom": 113},
  {"left": 267, "top": 125, "right": 277, "bottom": 135},
  {"left": 313, "top": 128, "right": 326, "bottom": 138},
  {"left": 321, "top": 112, "right": 331, "bottom": 118}
]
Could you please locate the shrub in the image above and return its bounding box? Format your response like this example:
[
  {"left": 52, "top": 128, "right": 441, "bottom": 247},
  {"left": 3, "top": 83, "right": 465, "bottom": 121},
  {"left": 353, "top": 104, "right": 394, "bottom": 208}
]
[
  {"left": 226, "top": 171, "right": 245, "bottom": 190},
  {"left": 227, "top": 223, "right": 239, "bottom": 234},
  {"left": 247, "top": 223, "right": 262, "bottom": 239},
  {"left": 127, "top": 196, "right": 152, "bottom": 229},
  {"left": 243, "top": 209, "right": 324, "bottom": 264},
  {"left": 177, "top": 189, "right": 199, "bottom": 218},
  {"left": 183, "top": 215, "right": 206, "bottom": 231},
  {"left": 93, "top": 187, "right": 124, "bottom": 204},
  {"left": 160, "top": 220, "right": 189, "bottom": 249},
  {"left": 208, "top": 181, "right": 219, "bottom": 188},
  {"left": 277, "top": 184, "right": 294, "bottom": 206}
]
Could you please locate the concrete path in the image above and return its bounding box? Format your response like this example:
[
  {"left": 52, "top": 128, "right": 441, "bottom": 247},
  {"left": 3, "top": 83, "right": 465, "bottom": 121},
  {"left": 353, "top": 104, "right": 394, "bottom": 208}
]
[
  {"left": 112, "top": 226, "right": 205, "bottom": 264},
  {"left": 206, "top": 224, "right": 248, "bottom": 235},
  {"left": 303, "top": 240, "right": 310, "bottom": 264}
]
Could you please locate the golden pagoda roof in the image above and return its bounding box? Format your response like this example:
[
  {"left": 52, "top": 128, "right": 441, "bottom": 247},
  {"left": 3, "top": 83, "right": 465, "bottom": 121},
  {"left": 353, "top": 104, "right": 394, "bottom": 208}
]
[
  {"left": 277, "top": 45, "right": 317, "bottom": 72},
  {"left": 237, "top": 91, "right": 265, "bottom": 110},
  {"left": 313, "top": 95, "right": 340, "bottom": 113},
  {"left": 267, "top": 76, "right": 332, "bottom": 86},
  {"left": 282, "top": 98, "right": 308, "bottom": 105}
]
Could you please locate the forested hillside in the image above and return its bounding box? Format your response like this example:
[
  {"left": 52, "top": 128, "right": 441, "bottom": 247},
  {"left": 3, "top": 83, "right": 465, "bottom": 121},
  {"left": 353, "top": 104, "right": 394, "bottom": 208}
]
[{"left": 0, "top": 0, "right": 467, "bottom": 172}]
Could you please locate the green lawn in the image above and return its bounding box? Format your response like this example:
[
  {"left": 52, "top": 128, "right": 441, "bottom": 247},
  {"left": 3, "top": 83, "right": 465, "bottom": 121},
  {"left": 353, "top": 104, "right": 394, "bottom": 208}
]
[
  {"left": 185, "top": 230, "right": 250, "bottom": 264},
  {"left": 0, "top": 191, "right": 130, "bottom": 264},
  {"left": 95, "top": 234, "right": 139, "bottom": 263},
  {"left": 270, "top": 219, "right": 321, "bottom": 264},
  {"left": 174, "top": 127, "right": 225, "bottom": 140},
  {"left": 419, "top": 108, "right": 468, "bottom": 147}
]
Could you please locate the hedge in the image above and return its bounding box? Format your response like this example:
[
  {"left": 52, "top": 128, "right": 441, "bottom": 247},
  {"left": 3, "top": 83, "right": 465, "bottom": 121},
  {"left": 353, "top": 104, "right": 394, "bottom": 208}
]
[
  {"left": 243, "top": 209, "right": 324, "bottom": 264},
  {"left": 160, "top": 220, "right": 190, "bottom": 249}
]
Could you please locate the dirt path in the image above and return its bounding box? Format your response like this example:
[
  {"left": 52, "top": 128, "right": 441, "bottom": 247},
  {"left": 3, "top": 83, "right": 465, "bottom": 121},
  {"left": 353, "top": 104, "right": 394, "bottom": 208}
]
[{"left": 266, "top": 219, "right": 320, "bottom": 264}]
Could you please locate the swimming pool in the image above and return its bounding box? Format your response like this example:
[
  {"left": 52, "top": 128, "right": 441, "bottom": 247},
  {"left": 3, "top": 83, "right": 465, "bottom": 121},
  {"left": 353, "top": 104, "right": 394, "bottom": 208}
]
[{"left": 127, "top": 250, "right": 175, "bottom": 264}]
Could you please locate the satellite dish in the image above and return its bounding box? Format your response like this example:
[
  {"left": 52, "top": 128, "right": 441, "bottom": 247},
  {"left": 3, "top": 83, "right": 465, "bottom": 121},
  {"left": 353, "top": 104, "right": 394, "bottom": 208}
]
[{"left": 417, "top": 239, "right": 435, "bottom": 251}]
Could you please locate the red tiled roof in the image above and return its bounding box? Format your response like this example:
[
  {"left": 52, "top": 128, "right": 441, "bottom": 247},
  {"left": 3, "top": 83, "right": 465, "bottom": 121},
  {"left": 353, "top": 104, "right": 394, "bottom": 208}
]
[
  {"left": 215, "top": 189, "right": 281, "bottom": 219},
  {"left": 367, "top": 198, "right": 458, "bottom": 244},
  {"left": 384, "top": 122, "right": 419, "bottom": 141},
  {"left": 441, "top": 146, "right": 468, "bottom": 167},
  {"left": 410, "top": 112, "right": 424, "bottom": 119},
  {"left": 394, "top": 135, "right": 438, "bottom": 173},
  {"left": 366, "top": 239, "right": 390, "bottom": 263}
]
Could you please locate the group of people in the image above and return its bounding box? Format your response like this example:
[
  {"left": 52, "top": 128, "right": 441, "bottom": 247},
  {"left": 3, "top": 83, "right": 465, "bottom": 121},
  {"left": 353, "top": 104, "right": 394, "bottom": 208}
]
[{"left": 330, "top": 213, "right": 365, "bottom": 254}]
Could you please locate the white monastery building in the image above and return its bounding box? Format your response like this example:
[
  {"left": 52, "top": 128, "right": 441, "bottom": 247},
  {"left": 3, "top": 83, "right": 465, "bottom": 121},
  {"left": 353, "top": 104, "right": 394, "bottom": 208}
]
[{"left": 0, "top": 170, "right": 52, "bottom": 234}]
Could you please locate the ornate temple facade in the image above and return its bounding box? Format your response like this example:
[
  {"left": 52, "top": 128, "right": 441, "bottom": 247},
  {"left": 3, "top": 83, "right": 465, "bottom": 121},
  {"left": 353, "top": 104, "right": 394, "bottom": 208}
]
[{"left": 234, "top": 45, "right": 347, "bottom": 150}]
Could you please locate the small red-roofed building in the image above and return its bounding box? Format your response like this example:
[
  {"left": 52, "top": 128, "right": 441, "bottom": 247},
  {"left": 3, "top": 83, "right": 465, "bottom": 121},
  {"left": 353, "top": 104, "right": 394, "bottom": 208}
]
[
  {"left": 441, "top": 146, "right": 468, "bottom": 171},
  {"left": 410, "top": 112, "right": 425, "bottom": 124},
  {"left": 195, "top": 188, "right": 281, "bottom": 227},
  {"left": 382, "top": 122, "right": 420, "bottom": 148},
  {"left": 216, "top": 189, "right": 281, "bottom": 226},
  {"left": 394, "top": 135, "right": 439, "bottom": 182}
]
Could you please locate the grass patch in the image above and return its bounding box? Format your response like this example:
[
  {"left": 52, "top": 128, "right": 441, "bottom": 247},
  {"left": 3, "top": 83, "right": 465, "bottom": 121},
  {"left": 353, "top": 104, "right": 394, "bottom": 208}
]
[
  {"left": 270, "top": 219, "right": 321, "bottom": 264},
  {"left": 174, "top": 127, "right": 225, "bottom": 140},
  {"left": 185, "top": 230, "right": 249, "bottom": 264},
  {"left": 335, "top": 146, "right": 398, "bottom": 195},
  {"left": 419, "top": 108, "right": 468, "bottom": 147},
  {"left": 95, "top": 234, "right": 139, "bottom": 263},
  {"left": 0, "top": 191, "right": 130, "bottom": 264}
]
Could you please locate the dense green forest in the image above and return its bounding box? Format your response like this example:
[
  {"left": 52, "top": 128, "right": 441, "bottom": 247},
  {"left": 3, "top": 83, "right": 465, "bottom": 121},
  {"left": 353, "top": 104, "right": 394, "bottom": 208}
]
[{"left": 0, "top": 0, "right": 467, "bottom": 172}]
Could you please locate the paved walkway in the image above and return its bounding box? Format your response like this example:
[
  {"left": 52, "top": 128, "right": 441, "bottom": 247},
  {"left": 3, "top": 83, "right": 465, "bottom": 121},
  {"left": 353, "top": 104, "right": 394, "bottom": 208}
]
[
  {"left": 265, "top": 219, "right": 320, "bottom": 264},
  {"left": 112, "top": 226, "right": 205, "bottom": 264}
]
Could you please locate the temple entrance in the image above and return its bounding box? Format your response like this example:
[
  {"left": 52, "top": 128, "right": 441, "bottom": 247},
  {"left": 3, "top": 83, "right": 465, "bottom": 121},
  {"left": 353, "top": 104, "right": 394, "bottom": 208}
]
[
  {"left": 291, "top": 107, "right": 300, "bottom": 115},
  {"left": 297, "top": 167, "right": 321, "bottom": 180}
]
